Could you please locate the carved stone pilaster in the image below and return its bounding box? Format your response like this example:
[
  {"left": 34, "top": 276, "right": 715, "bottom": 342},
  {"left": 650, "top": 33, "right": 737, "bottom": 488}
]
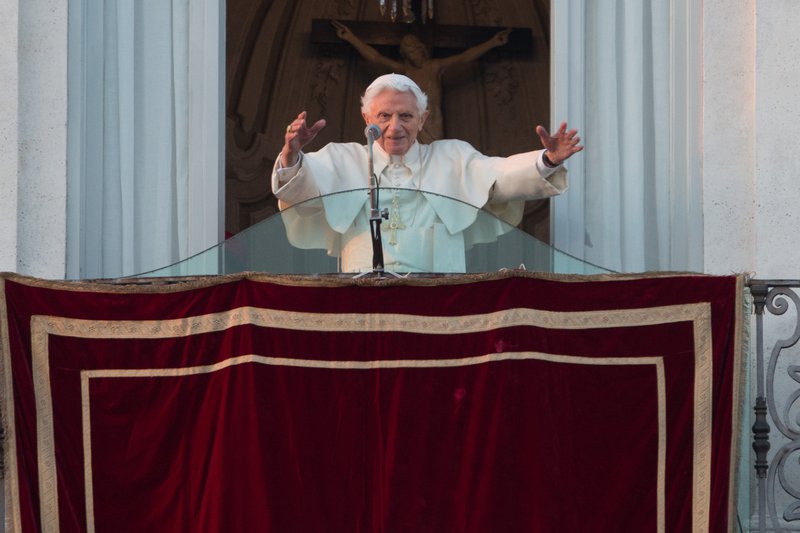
[
  {"left": 334, "top": 0, "right": 359, "bottom": 18},
  {"left": 484, "top": 62, "right": 517, "bottom": 105},
  {"left": 310, "top": 55, "right": 346, "bottom": 117},
  {"left": 467, "top": 0, "right": 502, "bottom": 26}
]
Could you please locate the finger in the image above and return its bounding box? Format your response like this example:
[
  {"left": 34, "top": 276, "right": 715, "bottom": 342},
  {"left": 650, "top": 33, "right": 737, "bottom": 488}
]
[
  {"left": 308, "top": 118, "right": 327, "bottom": 134},
  {"left": 535, "top": 125, "right": 550, "bottom": 138},
  {"left": 297, "top": 118, "right": 324, "bottom": 140},
  {"left": 286, "top": 111, "right": 309, "bottom": 135},
  {"left": 557, "top": 122, "right": 568, "bottom": 135}
]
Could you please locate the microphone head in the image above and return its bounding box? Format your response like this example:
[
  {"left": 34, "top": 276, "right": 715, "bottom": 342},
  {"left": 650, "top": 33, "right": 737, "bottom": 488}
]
[{"left": 364, "top": 124, "right": 382, "bottom": 141}]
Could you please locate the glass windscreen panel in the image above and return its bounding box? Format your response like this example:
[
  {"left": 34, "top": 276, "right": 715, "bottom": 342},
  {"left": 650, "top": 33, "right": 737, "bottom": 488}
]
[{"left": 135, "top": 189, "right": 611, "bottom": 277}]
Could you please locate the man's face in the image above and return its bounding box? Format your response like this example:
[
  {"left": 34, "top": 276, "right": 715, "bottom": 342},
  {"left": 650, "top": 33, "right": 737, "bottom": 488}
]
[{"left": 362, "top": 90, "right": 428, "bottom": 156}]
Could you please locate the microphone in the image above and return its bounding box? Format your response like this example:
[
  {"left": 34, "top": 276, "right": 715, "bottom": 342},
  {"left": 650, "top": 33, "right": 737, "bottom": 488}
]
[
  {"left": 364, "top": 124, "right": 382, "bottom": 142},
  {"left": 363, "top": 124, "right": 385, "bottom": 272}
]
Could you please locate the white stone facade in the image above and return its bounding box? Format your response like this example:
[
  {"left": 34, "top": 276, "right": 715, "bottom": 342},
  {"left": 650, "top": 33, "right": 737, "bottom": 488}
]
[
  {"left": 2, "top": 0, "right": 800, "bottom": 529},
  {"left": 3, "top": 2, "right": 799, "bottom": 280},
  {"left": 703, "top": 0, "right": 800, "bottom": 279},
  {"left": 1, "top": 0, "right": 68, "bottom": 279}
]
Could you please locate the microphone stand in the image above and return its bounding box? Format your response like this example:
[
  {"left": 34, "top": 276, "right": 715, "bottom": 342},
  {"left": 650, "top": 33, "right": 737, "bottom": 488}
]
[
  {"left": 354, "top": 124, "right": 400, "bottom": 279},
  {"left": 364, "top": 126, "right": 391, "bottom": 277}
]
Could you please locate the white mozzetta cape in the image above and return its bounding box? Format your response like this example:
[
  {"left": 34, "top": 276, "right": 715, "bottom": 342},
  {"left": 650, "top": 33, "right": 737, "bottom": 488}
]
[{"left": 272, "top": 140, "right": 567, "bottom": 272}]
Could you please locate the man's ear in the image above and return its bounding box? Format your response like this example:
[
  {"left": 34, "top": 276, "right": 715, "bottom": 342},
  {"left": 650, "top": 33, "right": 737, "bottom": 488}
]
[
  {"left": 420, "top": 111, "right": 429, "bottom": 129},
  {"left": 362, "top": 112, "right": 370, "bottom": 124}
]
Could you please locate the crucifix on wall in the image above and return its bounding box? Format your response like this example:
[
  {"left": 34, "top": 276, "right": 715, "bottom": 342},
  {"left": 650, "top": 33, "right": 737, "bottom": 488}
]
[{"left": 312, "top": 18, "right": 533, "bottom": 142}]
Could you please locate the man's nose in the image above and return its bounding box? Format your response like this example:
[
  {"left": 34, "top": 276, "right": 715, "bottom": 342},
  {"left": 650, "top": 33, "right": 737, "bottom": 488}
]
[{"left": 387, "top": 114, "right": 403, "bottom": 130}]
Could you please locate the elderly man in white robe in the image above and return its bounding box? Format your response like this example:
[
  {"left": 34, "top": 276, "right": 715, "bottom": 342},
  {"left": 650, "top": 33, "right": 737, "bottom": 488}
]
[{"left": 272, "top": 74, "right": 582, "bottom": 273}]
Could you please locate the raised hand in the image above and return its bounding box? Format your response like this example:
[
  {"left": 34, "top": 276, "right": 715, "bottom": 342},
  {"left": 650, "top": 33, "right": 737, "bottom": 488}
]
[
  {"left": 282, "top": 111, "right": 326, "bottom": 167},
  {"left": 331, "top": 20, "right": 353, "bottom": 41},
  {"left": 536, "top": 122, "right": 583, "bottom": 166},
  {"left": 492, "top": 28, "right": 512, "bottom": 47}
]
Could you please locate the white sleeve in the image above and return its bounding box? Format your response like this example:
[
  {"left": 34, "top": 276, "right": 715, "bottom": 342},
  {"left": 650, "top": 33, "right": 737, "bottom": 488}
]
[
  {"left": 488, "top": 150, "right": 568, "bottom": 203},
  {"left": 271, "top": 152, "right": 321, "bottom": 208},
  {"left": 535, "top": 151, "right": 563, "bottom": 177},
  {"left": 272, "top": 152, "right": 301, "bottom": 190}
]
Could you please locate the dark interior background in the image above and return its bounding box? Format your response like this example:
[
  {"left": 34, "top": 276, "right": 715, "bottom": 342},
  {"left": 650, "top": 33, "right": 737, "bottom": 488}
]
[{"left": 225, "top": 0, "right": 552, "bottom": 241}]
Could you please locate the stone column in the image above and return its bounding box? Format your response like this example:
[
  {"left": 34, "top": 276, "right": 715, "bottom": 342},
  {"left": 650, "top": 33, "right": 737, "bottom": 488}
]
[
  {"left": 0, "top": 0, "right": 68, "bottom": 278},
  {"left": 753, "top": 1, "right": 800, "bottom": 279},
  {"left": 702, "top": 0, "right": 757, "bottom": 275},
  {"left": 0, "top": 1, "right": 20, "bottom": 275}
]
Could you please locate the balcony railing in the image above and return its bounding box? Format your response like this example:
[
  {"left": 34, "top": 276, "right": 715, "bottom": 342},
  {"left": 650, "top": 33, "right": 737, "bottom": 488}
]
[{"left": 749, "top": 279, "right": 800, "bottom": 532}]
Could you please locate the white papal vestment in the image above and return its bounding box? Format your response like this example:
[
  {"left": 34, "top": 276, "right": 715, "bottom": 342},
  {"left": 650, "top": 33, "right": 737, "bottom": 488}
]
[{"left": 272, "top": 139, "right": 567, "bottom": 272}]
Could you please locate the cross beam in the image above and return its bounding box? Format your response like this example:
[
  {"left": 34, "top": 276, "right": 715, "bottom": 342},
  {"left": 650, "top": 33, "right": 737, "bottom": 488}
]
[{"left": 311, "top": 19, "right": 533, "bottom": 56}]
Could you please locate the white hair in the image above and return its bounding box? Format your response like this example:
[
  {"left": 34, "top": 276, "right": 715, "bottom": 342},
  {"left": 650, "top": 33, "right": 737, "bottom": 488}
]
[{"left": 360, "top": 73, "right": 429, "bottom": 116}]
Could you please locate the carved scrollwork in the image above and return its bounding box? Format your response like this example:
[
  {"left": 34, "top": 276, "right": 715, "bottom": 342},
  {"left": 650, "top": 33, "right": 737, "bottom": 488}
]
[
  {"left": 762, "top": 285, "right": 800, "bottom": 527},
  {"left": 779, "top": 445, "right": 800, "bottom": 500},
  {"left": 786, "top": 500, "right": 800, "bottom": 522},
  {"left": 310, "top": 55, "right": 345, "bottom": 117},
  {"left": 335, "top": 0, "right": 359, "bottom": 18},
  {"left": 767, "top": 287, "right": 800, "bottom": 320},
  {"left": 771, "top": 442, "right": 800, "bottom": 525},
  {"left": 467, "top": 0, "right": 503, "bottom": 26},
  {"left": 783, "top": 365, "right": 800, "bottom": 434},
  {"left": 766, "top": 287, "right": 800, "bottom": 437},
  {"left": 484, "top": 63, "right": 517, "bottom": 105}
]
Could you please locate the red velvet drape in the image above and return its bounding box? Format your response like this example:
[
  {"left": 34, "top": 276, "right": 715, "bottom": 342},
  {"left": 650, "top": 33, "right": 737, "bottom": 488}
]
[{"left": 0, "top": 272, "right": 744, "bottom": 532}]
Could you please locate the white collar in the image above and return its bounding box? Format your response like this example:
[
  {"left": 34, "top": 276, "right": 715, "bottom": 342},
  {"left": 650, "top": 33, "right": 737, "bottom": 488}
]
[{"left": 372, "top": 141, "right": 423, "bottom": 177}]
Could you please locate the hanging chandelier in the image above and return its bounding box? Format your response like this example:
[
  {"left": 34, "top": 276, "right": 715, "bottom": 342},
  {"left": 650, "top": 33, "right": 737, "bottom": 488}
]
[{"left": 378, "top": 0, "right": 434, "bottom": 23}]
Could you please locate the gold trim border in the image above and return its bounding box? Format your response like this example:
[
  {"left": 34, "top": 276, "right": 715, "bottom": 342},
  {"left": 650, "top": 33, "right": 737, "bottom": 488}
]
[
  {"left": 80, "top": 352, "right": 666, "bottom": 533},
  {"left": 1, "top": 269, "right": 725, "bottom": 293},
  {"left": 728, "top": 276, "right": 747, "bottom": 528},
  {"left": 0, "top": 280, "right": 22, "bottom": 533},
  {"left": 30, "top": 302, "right": 712, "bottom": 533}
]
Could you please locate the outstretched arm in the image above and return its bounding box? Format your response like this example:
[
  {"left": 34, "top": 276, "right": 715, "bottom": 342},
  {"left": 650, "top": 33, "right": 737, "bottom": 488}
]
[
  {"left": 536, "top": 122, "right": 583, "bottom": 166},
  {"left": 438, "top": 28, "right": 511, "bottom": 70},
  {"left": 332, "top": 20, "right": 404, "bottom": 71},
  {"left": 281, "top": 111, "right": 327, "bottom": 167}
]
